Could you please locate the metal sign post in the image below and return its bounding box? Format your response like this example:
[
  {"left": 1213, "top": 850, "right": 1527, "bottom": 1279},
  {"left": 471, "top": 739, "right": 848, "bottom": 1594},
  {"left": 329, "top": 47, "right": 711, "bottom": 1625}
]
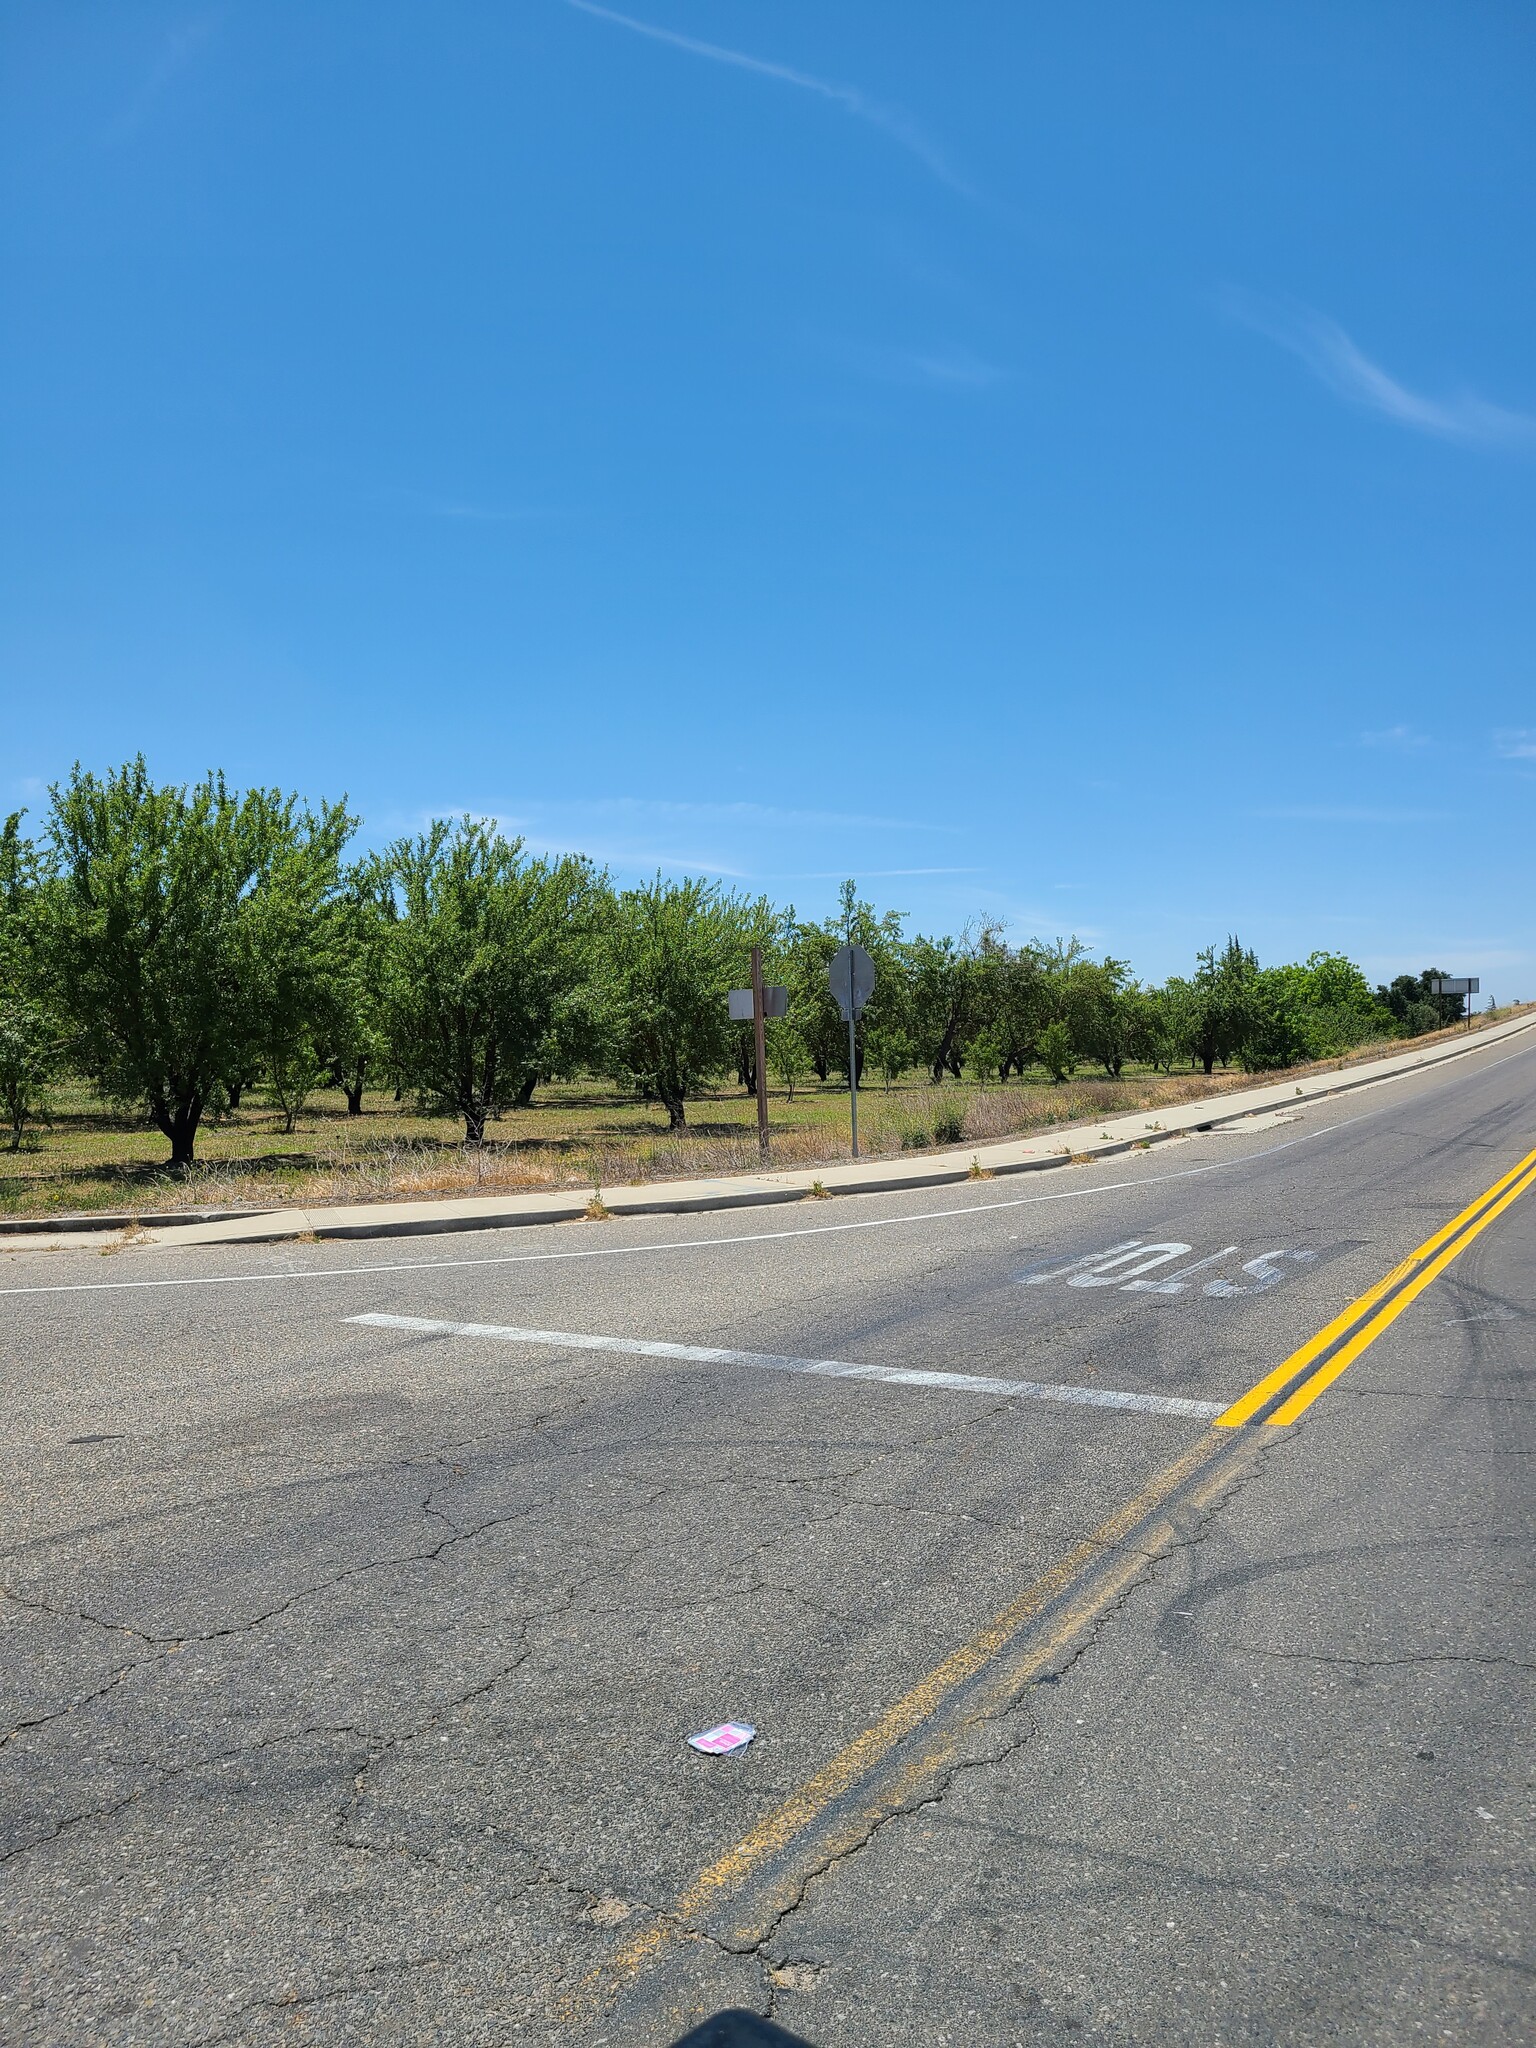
[
  {"left": 847, "top": 952, "right": 858, "bottom": 1160},
  {"left": 749, "top": 944, "right": 769, "bottom": 1159},
  {"left": 727, "top": 961, "right": 789, "bottom": 1161},
  {"left": 827, "top": 943, "right": 876, "bottom": 1159}
]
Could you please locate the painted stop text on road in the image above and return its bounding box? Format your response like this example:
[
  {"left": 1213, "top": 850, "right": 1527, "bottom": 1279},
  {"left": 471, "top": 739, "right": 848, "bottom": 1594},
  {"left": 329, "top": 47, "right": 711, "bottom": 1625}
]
[{"left": 1017, "top": 1239, "right": 1320, "bottom": 1297}]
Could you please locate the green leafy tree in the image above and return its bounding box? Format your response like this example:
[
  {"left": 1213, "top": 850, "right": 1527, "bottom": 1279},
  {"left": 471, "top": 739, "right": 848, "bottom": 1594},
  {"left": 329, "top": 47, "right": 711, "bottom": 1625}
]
[
  {"left": 1264, "top": 952, "right": 1391, "bottom": 1061},
  {"left": 313, "top": 868, "right": 396, "bottom": 1115},
  {"left": 240, "top": 807, "right": 359, "bottom": 1133},
  {"left": 1378, "top": 968, "right": 1464, "bottom": 1036},
  {"left": 984, "top": 939, "right": 1045, "bottom": 1078},
  {"left": 1032, "top": 936, "right": 1098, "bottom": 1058},
  {"left": 599, "top": 874, "right": 745, "bottom": 1131},
  {"left": 785, "top": 882, "right": 907, "bottom": 1087},
  {"left": 1234, "top": 968, "right": 1310, "bottom": 1072},
  {"left": 0, "top": 814, "right": 61, "bottom": 1150},
  {"left": 1130, "top": 982, "right": 1191, "bottom": 1074},
  {"left": 965, "top": 1026, "right": 1004, "bottom": 1085},
  {"left": 1074, "top": 957, "right": 1135, "bottom": 1077},
  {"left": 1038, "top": 1018, "right": 1076, "bottom": 1083},
  {"left": 865, "top": 1021, "right": 916, "bottom": 1090},
  {"left": 381, "top": 819, "right": 605, "bottom": 1144},
  {"left": 910, "top": 927, "right": 991, "bottom": 1085},
  {"left": 1187, "top": 937, "right": 1257, "bottom": 1074},
  {"left": 44, "top": 760, "right": 353, "bottom": 1167},
  {"left": 784, "top": 922, "right": 843, "bottom": 1083},
  {"left": 766, "top": 1018, "right": 810, "bottom": 1100}
]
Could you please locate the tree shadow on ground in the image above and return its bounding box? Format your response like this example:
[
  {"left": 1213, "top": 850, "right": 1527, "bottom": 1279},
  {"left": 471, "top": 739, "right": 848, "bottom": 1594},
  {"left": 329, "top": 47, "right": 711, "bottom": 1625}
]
[{"left": 0, "top": 1151, "right": 318, "bottom": 1210}]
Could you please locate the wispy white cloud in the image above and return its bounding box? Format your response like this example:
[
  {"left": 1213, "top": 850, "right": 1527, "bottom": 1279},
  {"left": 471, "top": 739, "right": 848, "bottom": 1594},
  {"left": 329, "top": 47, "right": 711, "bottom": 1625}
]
[
  {"left": 362, "top": 793, "right": 955, "bottom": 884},
  {"left": 1360, "top": 724, "right": 1430, "bottom": 752},
  {"left": 1495, "top": 729, "right": 1536, "bottom": 759},
  {"left": 562, "top": 0, "right": 970, "bottom": 196},
  {"left": 1225, "top": 293, "right": 1536, "bottom": 450}
]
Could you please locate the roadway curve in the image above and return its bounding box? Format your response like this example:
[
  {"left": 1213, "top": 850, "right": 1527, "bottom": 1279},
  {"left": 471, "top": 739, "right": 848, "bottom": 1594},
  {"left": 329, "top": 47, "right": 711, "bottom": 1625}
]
[{"left": 2, "top": 1031, "right": 1533, "bottom": 2045}]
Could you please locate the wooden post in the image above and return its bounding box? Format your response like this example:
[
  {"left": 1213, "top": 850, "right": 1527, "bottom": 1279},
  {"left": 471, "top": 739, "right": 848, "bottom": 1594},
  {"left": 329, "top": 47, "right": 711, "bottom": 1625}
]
[{"left": 750, "top": 944, "right": 769, "bottom": 1161}]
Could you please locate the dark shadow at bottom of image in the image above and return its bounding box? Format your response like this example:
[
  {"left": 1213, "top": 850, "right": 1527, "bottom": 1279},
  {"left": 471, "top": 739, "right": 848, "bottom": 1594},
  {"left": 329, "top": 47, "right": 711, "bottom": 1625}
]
[{"left": 666, "top": 2009, "right": 817, "bottom": 2048}]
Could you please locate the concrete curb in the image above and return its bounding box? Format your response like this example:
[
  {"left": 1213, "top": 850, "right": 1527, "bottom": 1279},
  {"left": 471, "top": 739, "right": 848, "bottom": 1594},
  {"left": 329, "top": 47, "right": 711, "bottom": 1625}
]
[
  {"left": 7, "top": 1012, "right": 1533, "bottom": 1254},
  {"left": 0, "top": 1205, "right": 279, "bottom": 1238}
]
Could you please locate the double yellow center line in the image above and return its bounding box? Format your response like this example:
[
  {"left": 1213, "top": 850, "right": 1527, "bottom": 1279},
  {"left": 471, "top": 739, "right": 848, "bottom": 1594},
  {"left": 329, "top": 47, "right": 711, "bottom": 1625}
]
[
  {"left": 1217, "top": 1141, "right": 1536, "bottom": 1429},
  {"left": 571, "top": 1142, "right": 1536, "bottom": 2023}
]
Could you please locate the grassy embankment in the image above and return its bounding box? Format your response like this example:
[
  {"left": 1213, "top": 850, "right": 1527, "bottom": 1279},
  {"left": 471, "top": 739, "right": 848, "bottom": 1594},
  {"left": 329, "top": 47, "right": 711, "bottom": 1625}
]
[{"left": 1, "top": 1007, "right": 1527, "bottom": 1223}]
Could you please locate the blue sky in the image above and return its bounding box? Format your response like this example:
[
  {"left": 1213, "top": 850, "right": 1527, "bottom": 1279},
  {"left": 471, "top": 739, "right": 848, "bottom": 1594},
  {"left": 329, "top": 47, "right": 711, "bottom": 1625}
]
[{"left": 2, "top": 4, "right": 1532, "bottom": 989}]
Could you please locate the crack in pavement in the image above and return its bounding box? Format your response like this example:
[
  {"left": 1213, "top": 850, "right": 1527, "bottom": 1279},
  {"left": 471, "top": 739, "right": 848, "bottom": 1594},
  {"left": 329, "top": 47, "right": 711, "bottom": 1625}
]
[
  {"left": 0, "top": 1489, "right": 564, "bottom": 1649},
  {"left": 1222, "top": 1644, "right": 1536, "bottom": 1673},
  {"left": 0, "top": 1384, "right": 615, "bottom": 1570},
  {"left": 611, "top": 1438, "right": 1275, "bottom": 1995},
  {"left": 931, "top": 1809, "right": 1536, "bottom": 1980}
]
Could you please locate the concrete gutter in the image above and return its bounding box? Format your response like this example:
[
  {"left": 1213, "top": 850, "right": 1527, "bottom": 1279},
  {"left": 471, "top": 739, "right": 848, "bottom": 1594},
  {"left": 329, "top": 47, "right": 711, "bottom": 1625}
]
[{"left": 7, "top": 1011, "right": 1533, "bottom": 1255}]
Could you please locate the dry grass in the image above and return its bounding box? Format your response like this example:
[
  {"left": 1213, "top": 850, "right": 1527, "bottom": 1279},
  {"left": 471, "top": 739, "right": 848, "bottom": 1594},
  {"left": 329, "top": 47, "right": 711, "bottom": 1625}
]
[{"left": 1, "top": 1008, "right": 1525, "bottom": 1222}]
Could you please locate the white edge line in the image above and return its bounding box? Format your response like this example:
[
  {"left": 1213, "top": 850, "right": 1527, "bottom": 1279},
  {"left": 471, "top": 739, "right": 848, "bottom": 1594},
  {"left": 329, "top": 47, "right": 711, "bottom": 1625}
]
[
  {"left": 0, "top": 1124, "right": 1347, "bottom": 1300},
  {"left": 346, "top": 1313, "right": 1227, "bottom": 1421},
  {"left": 4, "top": 1034, "right": 1534, "bottom": 1304}
]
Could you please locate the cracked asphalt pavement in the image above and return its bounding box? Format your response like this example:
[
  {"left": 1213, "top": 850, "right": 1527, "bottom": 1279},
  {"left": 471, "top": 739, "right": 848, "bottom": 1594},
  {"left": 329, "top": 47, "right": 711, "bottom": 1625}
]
[{"left": 2, "top": 1034, "right": 1533, "bottom": 2045}]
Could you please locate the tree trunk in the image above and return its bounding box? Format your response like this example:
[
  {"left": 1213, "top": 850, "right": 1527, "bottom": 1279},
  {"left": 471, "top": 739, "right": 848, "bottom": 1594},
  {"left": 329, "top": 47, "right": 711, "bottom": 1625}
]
[
  {"left": 155, "top": 1097, "right": 202, "bottom": 1169},
  {"left": 1202, "top": 1052, "right": 1215, "bottom": 1075},
  {"left": 812, "top": 1053, "right": 828, "bottom": 1083},
  {"left": 226, "top": 1080, "right": 243, "bottom": 1110},
  {"left": 345, "top": 1078, "right": 365, "bottom": 1115},
  {"left": 515, "top": 1073, "right": 538, "bottom": 1109},
  {"left": 463, "top": 1104, "right": 487, "bottom": 1144},
  {"left": 660, "top": 1088, "right": 686, "bottom": 1132},
  {"left": 932, "top": 1012, "right": 962, "bottom": 1084}
]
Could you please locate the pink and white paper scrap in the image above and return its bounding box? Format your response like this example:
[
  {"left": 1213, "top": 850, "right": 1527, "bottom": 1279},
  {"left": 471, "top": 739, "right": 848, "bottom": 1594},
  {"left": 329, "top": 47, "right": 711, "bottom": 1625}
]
[{"left": 687, "top": 1721, "right": 756, "bottom": 1755}]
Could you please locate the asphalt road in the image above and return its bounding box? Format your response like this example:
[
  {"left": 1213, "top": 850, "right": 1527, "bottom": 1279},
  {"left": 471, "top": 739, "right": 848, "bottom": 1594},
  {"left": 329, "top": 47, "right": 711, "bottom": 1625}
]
[{"left": 2, "top": 1034, "right": 1533, "bottom": 2047}]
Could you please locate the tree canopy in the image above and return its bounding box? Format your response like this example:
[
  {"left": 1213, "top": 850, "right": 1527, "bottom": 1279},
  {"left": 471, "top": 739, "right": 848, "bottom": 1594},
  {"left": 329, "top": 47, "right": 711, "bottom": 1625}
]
[
  {"left": 0, "top": 762, "right": 1482, "bottom": 1164},
  {"left": 43, "top": 760, "right": 353, "bottom": 1165},
  {"left": 380, "top": 819, "right": 605, "bottom": 1143}
]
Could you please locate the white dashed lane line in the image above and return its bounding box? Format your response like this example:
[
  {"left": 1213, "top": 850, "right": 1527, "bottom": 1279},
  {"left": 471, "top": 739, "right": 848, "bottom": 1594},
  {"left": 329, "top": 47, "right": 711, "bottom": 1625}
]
[{"left": 347, "top": 1312, "right": 1226, "bottom": 1420}]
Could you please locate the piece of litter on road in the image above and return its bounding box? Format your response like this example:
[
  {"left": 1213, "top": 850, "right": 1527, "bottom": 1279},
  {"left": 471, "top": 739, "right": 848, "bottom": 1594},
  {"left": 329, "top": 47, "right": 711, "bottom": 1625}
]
[{"left": 688, "top": 1721, "right": 756, "bottom": 1755}]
